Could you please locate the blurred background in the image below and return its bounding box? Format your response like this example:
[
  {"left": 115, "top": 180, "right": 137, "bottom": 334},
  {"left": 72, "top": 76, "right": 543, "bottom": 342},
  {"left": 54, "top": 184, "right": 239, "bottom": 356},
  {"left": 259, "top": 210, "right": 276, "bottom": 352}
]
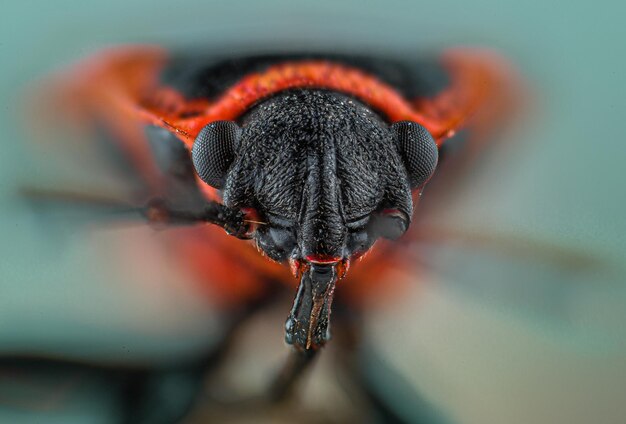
[{"left": 0, "top": 1, "right": 624, "bottom": 423}]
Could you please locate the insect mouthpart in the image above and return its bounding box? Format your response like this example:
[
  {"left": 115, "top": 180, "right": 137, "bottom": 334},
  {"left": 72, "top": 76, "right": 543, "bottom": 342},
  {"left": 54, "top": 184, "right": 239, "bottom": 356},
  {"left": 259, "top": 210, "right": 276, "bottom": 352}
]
[{"left": 285, "top": 261, "right": 341, "bottom": 351}]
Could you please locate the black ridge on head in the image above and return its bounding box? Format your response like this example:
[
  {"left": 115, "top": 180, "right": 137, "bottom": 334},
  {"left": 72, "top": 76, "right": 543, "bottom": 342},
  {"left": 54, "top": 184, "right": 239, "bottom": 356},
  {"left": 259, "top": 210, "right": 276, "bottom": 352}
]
[
  {"left": 191, "top": 120, "right": 241, "bottom": 189},
  {"left": 391, "top": 121, "right": 438, "bottom": 189}
]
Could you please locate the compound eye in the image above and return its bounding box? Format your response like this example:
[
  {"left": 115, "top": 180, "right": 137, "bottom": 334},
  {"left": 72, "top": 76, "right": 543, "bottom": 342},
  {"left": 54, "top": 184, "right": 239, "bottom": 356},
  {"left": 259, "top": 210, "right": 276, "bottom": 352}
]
[
  {"left": 191, "top": 120, "right": 241, "bottom": 189},
  {"left": 391, "top": 121, "right": 438, "bottom": 189}
]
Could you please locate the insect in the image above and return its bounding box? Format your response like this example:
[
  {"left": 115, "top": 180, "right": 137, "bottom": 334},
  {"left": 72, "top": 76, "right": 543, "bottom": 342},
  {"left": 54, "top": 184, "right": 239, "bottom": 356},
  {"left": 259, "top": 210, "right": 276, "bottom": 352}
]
[{"left": 16, "top": 45, "right": 520, "bottom": 421}]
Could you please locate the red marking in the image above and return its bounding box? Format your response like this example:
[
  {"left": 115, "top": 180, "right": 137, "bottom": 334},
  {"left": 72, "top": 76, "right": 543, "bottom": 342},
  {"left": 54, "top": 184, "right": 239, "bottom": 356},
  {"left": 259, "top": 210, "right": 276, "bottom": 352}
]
[
  {"left": 168, "top": 225, "right": 289, "bottom": 305},
  {"left": 146, "top": 61, "right": 437, "bottom": 146},
  {"left": 336, "top": 258, "right": 350, "bottom": 279},
  {"left": 412, "top": 48, "right": 522, "bottom": 149},
  {"left": 45, "top": 46, "right": 519, "bottom": 201},
  {"left": 140, "top": 49, "right": 519, "bottom": 152},
  {"left": 305, "top": 254, "right": 342, "bottom": 264},
  {"left": 289, "top": 258, "right": 302, "bottom": 278}
]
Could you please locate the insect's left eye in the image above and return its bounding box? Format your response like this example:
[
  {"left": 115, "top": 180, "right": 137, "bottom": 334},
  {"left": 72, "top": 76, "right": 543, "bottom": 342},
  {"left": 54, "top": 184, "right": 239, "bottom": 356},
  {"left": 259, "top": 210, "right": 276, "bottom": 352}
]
[{"left": 391, "top": 121, "right": 438, "bottom": 189}]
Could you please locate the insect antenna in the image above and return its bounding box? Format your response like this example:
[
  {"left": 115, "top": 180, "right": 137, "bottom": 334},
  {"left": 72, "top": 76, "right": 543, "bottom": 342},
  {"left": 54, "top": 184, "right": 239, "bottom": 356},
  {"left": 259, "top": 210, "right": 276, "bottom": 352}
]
[{"left": 18, "top": 186, "right": 252, "bottom": 238}]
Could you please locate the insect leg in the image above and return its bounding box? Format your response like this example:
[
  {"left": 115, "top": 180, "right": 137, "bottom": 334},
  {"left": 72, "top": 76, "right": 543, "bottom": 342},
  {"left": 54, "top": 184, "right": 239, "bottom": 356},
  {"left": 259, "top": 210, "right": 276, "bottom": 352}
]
[
  {"left": 266, "top": 348, "right": 318, "bottom": 402},
  {"left": 332, "top": 307, "right": 452, "bottom": 424},
  {"left": 119, "top": 287, "right": 283, "bottom": 424}
]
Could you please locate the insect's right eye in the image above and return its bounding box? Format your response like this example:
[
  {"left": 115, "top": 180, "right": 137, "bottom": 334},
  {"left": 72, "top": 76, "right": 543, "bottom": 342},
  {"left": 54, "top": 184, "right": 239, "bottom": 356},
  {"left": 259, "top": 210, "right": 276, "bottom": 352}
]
[{"left": 191, "top": 120, "right": 241, "bottom": 189}]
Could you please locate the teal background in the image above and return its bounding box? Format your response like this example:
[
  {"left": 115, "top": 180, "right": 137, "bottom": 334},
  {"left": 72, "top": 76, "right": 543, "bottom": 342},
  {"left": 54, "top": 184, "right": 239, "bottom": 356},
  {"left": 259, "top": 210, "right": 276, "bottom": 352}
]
[{"left": 0, "top": 1, "right": 624, "bottom": 423}]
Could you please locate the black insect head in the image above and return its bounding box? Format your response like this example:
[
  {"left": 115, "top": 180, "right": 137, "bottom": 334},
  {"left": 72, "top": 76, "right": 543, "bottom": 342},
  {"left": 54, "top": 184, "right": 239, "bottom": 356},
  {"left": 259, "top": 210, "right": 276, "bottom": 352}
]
[{"left": 192, "top": 89, "right": 438, "bottom": 350}]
